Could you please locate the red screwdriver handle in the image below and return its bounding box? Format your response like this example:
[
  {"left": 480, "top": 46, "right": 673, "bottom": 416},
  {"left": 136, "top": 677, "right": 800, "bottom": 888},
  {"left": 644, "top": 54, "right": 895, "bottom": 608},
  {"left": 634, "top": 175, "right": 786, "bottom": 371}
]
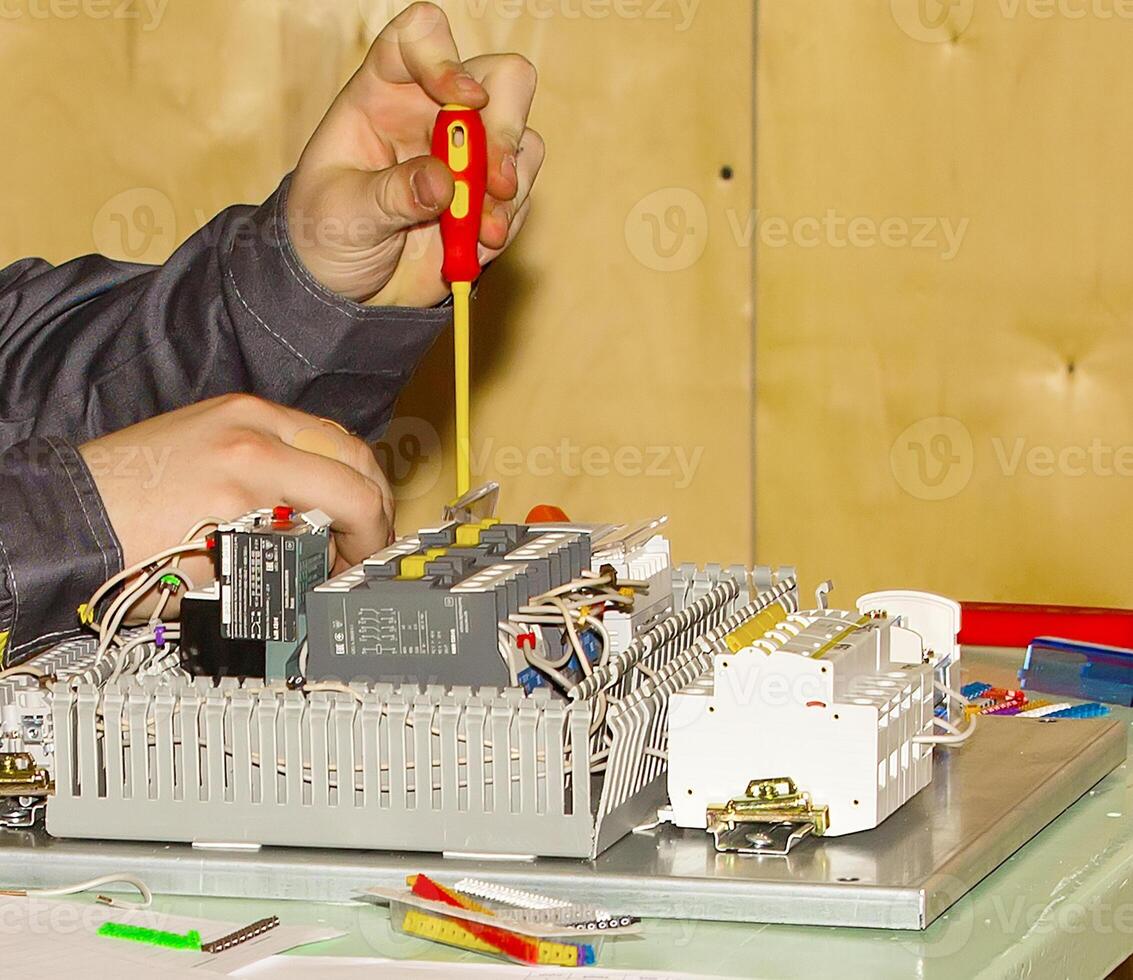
[{"left": 430, "top": 105, "right": 488, "bottom": 284}]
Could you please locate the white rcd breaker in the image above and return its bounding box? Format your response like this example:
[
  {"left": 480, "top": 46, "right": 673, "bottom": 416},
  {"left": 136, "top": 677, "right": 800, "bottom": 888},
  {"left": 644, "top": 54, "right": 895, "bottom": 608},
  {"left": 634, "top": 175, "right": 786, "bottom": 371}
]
[{"left": 666, "top": 590, "right": 962, "bottom": 852}]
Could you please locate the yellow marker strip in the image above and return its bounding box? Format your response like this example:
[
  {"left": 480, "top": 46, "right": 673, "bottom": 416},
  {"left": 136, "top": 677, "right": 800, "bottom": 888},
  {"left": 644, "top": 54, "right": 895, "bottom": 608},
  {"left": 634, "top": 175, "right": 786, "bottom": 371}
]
[
  {"left": 402, "top": 908, "right": 499, "bottom": 955},
  {"left": 401, "top": 908, "right": 583, "bottom": 968},
  {"left": 724, "top": 603, "right": 788, "bottom": 653},
  {"left": 399, "top": 555, "right": 431, "bottom": 580},
  {"left": 455, "top": 524, "right": 483, "bottom": 547},
  {"left": 0, "top": 630, "right": 8, "bottom": 663},
  {"left": 454, "top": 281, "right": 472, "bottom": 497},
  {"left": 810, "top": 615, "right": 874, "bottom": 659}
]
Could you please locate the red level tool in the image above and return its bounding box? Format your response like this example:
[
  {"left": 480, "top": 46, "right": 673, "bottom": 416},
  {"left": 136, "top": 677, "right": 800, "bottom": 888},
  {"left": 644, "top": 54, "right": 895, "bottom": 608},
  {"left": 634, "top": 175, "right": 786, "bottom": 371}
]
[{"left": 959, "top": 602, "right": 1133, "bottom": 649}]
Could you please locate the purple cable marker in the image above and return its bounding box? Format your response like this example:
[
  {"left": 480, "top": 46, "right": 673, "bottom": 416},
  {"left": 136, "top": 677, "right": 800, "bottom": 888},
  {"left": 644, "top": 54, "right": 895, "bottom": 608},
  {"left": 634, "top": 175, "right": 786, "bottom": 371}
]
[{"left": 154, "top": 625, "right": 167, "bottom": 649}]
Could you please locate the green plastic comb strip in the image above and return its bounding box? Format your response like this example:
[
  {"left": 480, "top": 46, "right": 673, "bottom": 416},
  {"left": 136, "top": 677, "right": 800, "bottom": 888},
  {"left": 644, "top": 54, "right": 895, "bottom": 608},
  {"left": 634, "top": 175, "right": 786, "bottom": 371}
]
[{"left": 97, "top": 921, "right": 202, "bottom": 951}]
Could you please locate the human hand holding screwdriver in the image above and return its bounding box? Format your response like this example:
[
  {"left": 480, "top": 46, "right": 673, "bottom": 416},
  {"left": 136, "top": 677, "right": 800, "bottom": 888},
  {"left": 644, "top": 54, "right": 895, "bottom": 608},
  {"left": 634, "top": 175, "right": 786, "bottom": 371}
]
[
  {"left": 77, "top": 2, "right": 544, "bottom": 613},
  {"left": 287, "top": 1, "right": 544, "bottom": 304}
]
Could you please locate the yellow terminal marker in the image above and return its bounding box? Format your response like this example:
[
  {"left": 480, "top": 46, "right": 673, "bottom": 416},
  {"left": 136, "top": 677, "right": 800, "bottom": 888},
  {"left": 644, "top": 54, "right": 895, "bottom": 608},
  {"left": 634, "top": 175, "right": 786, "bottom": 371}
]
[{"left": 431, "top": 105, "right": 488, "bottom": 498}]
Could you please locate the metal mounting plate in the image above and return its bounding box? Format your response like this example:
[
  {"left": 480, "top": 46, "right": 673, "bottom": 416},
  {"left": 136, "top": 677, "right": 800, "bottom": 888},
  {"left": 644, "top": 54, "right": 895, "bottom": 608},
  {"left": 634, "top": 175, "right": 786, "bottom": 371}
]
[{"left": 0, "top": 715, "right": 1123, "bottom": 930}]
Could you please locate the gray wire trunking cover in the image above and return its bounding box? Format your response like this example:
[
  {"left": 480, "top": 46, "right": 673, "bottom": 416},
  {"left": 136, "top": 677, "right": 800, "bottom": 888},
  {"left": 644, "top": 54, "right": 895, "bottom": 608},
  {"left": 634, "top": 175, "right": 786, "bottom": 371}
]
[{"left": 45, "top": 566, "right": 798, "bottom": 859}]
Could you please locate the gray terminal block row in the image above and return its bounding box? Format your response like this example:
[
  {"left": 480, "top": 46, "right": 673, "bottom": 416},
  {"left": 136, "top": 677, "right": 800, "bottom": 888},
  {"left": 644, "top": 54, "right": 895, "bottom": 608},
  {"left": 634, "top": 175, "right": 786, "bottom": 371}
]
[{"left": 306, "top": 523, "right": 592, "bottom": 687}]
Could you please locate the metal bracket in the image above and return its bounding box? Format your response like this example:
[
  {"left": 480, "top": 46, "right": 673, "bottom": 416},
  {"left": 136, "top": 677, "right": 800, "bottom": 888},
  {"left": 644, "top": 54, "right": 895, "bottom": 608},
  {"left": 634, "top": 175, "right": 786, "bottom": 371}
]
[
  {"left": 706, "top": 777, "right": 829, "bottom": 856},
  {"left": 0, "top": 753, "right": 51, "bottom": 798},
  {"left": 442, "top": 482, "right": 500, "bottom": 523},
  {"left": 711, "top": 820, "right": 816, "bottom": 856}
]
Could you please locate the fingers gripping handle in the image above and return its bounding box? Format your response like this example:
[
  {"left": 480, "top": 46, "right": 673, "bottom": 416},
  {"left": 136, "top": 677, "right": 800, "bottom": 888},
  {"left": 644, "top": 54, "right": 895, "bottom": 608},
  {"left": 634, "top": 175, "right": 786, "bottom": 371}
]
[{"left": 431, "top": 105, "right": 488, "bottom": 284}]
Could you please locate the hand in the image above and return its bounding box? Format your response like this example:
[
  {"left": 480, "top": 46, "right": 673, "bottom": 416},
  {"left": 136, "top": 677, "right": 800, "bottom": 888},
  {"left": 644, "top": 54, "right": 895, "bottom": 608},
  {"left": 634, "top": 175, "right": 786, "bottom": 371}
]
[
  {"left": 286, "top": 1, "right": 545, "bottom": 305},
  {"left": 79, "top": 395, "right": 395, "bottom": 615}
]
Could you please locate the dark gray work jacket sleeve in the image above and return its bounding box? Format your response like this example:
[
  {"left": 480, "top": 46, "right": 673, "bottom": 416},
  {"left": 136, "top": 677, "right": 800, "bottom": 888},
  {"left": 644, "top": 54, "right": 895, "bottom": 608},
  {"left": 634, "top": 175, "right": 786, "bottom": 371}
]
[{"left": 0, "top": 175, "right": 450, "bottom": 664}]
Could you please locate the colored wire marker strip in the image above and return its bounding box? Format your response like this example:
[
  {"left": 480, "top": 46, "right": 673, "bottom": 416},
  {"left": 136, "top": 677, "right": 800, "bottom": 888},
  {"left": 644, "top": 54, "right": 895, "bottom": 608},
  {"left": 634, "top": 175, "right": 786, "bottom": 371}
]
[
  {"left": 199, "top": 916, "right": 280, "bottom": 954},
  {"left": 406, "top": 875, "right": 593, "bottom": 967},
  {"left": 97, "top": 922, "right": 202, "bottom": 951}
]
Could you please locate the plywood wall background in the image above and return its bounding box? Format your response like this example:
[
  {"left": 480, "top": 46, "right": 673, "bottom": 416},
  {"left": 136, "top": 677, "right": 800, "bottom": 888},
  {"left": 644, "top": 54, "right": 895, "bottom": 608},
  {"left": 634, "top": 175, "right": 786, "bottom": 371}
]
[
  {"left": 3, "top": 0, "right": 1130, "bottom": 606},
  {"left": 757, "top": 0, "right": 1133, "bottom": 606}
]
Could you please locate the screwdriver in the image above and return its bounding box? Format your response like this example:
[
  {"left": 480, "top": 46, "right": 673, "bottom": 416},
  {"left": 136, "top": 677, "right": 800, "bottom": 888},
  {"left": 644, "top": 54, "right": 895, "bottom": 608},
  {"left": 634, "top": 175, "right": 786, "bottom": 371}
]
[{"left": 431, "top": 104, "right": 488, "bottom": 499}]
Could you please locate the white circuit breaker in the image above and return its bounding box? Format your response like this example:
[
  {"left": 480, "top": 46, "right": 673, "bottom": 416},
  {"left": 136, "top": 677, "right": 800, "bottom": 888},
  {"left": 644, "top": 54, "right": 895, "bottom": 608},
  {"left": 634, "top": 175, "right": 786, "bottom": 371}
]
[{"left": 667, "top": 593, "right": 959, "bottom": 847}]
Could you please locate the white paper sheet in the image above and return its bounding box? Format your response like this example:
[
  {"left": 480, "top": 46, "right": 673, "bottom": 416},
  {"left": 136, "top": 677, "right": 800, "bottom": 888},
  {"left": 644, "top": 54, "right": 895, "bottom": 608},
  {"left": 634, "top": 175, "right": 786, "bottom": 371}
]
[{"left": 0, "top": 896, "right": 342, "bottom": 978}]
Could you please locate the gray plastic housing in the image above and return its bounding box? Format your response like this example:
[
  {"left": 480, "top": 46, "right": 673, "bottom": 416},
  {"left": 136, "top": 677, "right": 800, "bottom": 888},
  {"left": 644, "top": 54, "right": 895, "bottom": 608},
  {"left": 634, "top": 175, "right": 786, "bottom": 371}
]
[{"left": 44, "top": 565, "right": 793, "bottom": 859}]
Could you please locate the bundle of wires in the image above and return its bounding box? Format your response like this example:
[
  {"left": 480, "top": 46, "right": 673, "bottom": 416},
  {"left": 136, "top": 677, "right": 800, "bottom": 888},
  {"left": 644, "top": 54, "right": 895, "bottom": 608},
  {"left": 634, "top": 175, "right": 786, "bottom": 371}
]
[
  {"left": 76, "top": 517, "right": 222, "bottom": 686},
  {"left": 501, "top": 570, "right": 649, "bottom": 735}
]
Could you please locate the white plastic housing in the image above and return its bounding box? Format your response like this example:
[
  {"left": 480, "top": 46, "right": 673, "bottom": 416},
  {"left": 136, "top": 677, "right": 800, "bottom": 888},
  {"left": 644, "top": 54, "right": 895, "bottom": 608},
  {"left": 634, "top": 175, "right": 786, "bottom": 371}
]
[{"left": 667, "top": 607, "right": 937, "bottom": 837}]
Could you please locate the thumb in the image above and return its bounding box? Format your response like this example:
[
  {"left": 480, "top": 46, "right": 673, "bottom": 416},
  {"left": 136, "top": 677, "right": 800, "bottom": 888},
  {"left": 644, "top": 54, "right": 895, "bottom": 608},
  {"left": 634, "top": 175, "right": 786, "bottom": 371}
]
[{"left": 367, "top": 156, "right": 454, "bottom": 236}]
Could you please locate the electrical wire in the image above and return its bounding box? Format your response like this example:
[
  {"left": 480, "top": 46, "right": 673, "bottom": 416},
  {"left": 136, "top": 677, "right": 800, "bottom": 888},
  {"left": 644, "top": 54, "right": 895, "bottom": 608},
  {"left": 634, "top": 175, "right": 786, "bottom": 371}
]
[
  {"left": 0, "top": 873, "right": 152, "bottom": 910},
  {"left": 913, "top": 712, "right": 978, "bottom": 746},
  {"left": 0, "top": 665, "right": 49, "bottom": 684},
  {"left": 85, "top": 539, "right": 209, "bottom": 623}
]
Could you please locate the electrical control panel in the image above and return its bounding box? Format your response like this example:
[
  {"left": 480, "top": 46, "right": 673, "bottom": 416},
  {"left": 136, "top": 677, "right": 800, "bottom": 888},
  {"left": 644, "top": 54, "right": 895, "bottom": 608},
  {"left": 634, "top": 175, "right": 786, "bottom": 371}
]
[{"left": 0, "top": 498, "right": 970, "bottom": 862}]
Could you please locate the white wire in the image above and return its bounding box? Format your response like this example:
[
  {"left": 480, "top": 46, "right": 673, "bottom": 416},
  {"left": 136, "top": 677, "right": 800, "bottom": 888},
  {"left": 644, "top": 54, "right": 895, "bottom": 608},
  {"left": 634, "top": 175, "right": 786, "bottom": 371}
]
[
  {"left": 0, "top": 665, "right": 47, "bottom": 684},
  {"left": 85, "top": 539, "right": 209, "bottom": 621},
  {"left": 581, "top": 615, "right": 611, "bottom": 667},
  {"left": 5, "top": 873, "right": 153, "bottom": 910},
  {"left": 913, "top": 712, "right": 978, "bottom": 746},
  {"left": 934, "top": 680, "right": 971, "bottom": 707},
  {"left": 497, "top": 637, "right": 520, "bottom": 687}
]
